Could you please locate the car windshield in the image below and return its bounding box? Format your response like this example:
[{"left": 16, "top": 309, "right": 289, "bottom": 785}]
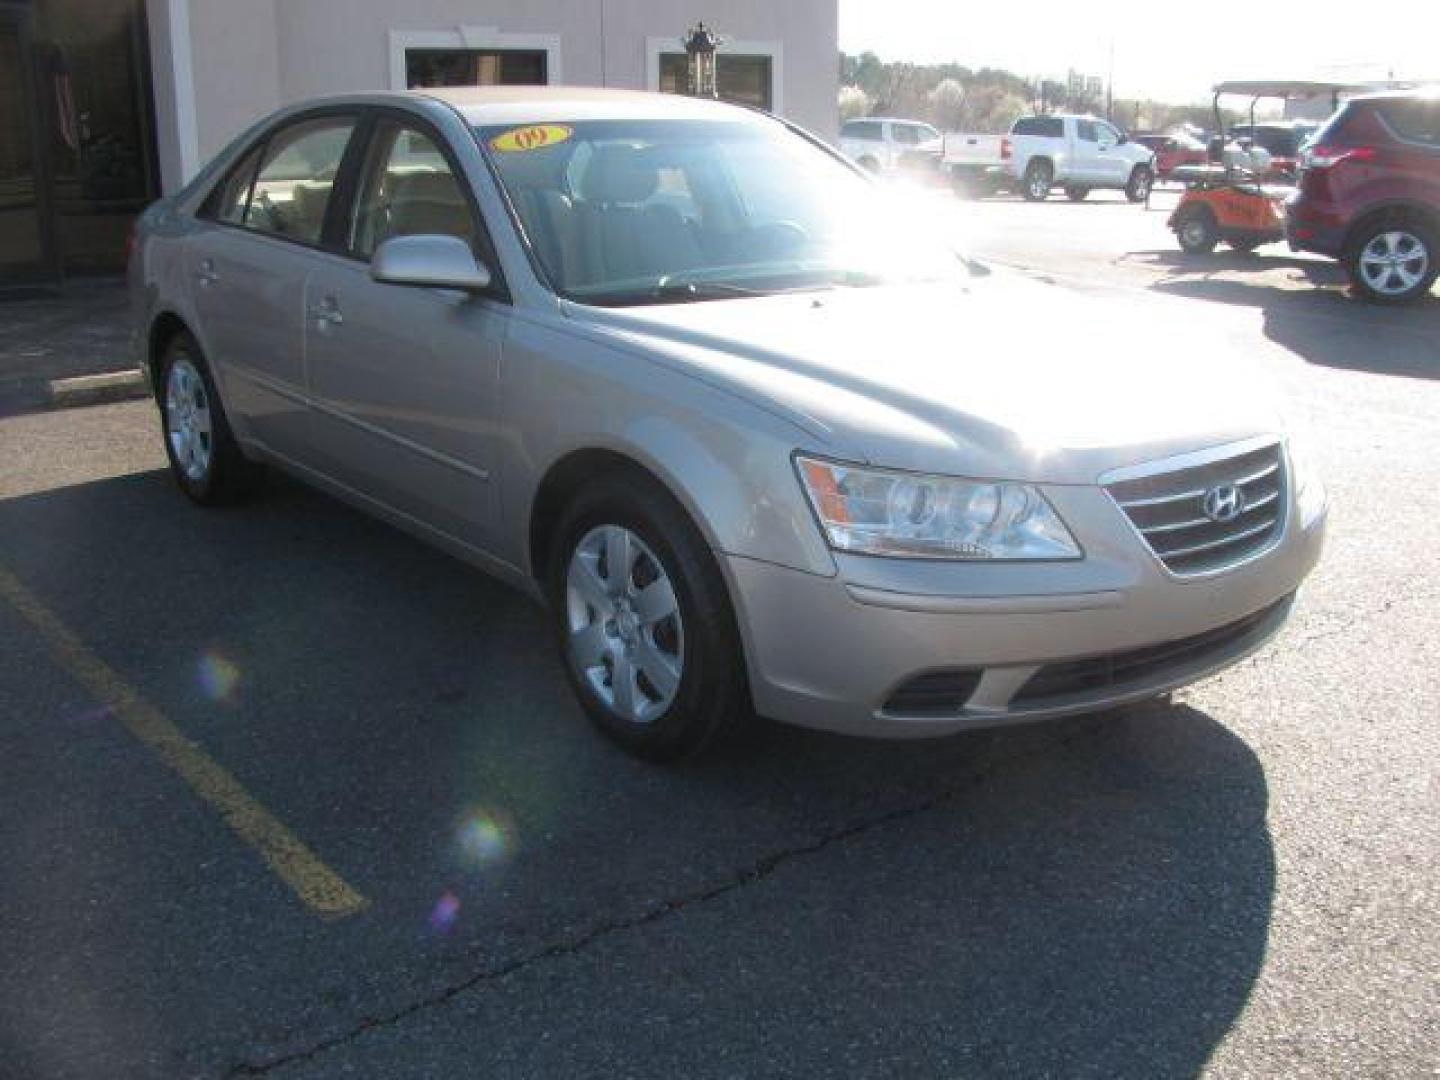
[{"left": 475, "top": 118, "right": 965, "bottom": 306}]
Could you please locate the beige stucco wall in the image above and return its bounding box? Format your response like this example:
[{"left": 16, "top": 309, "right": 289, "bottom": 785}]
[{"left": 148, "top": 0, "right": 838, "bottom": 192}]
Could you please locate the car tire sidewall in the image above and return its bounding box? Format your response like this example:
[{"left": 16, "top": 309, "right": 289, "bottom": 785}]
[
  {"left": 158, "top": 335, "right": 247, "bottom": 504},
  {"left": 1023, "top": 161, "right": 1052, "bottom": 201},
  {"left": 1126, "top": 166, "right": 1153, "bottom": 202},
  {"left": 1345, "top": 218, "right": 1439, "bottom": 304},
  {"left": 1176, "top": 209, "right": 1218, "bottom": 254},
  {"left": 546, "top": 474, "right": 746, "bottom": 761}
]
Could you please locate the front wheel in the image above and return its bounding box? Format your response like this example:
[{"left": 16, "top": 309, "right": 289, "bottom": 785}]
[
  {"left": 1125, "top": 166, "right": 1154, "bottom": 203},
  {"left": 1346, "top": 219, "right": 1438, "bottom": 304},
  {"left": 1022, "top": 161, "right": 1052, "bottom": 201},
  {"left": 1175, "top": 210, "right": 1219, "bottom": 254},
  {"left": 547, "top": 471, "right": 750, "bottom": 761}
]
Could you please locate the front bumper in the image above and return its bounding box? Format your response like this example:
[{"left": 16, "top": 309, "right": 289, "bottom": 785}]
[{"left": 725, "top": 476, "right": 1326, "bottom": 739}]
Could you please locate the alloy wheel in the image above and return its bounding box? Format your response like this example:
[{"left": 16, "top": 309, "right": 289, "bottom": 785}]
[
  {"left": 165, "top": 357, "right": 213, "bottom": 482},
  {"left": 1358, "top": 230, "right": 1429, "bottom": 297},
  {"left": 565, "top": 525, "right": 685, "bottom": 725}
]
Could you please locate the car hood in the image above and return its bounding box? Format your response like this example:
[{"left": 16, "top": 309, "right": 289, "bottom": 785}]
[{"left": 566, "top": 277, "right": 1282, "bottom": 485}]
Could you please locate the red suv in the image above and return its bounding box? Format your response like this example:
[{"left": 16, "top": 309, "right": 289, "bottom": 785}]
[{"left": 1287, "top": 91, "right": 1440, "bottom": 303}]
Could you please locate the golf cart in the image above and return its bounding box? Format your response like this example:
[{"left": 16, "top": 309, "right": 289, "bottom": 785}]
[{"left": 1168, "top": 81, "right": 1345, "bottom": 254}]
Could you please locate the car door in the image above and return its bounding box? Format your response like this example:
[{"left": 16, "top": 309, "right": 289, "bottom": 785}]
[
  {"left": 302, "top": 112, "right": 508, "bottom": 550},
  {"left": 1072, "top": 119, "right": 1104, "bottom": 182},
  {"left": 1093, "top": 120, "right": 1129, "bottom": 183},
  {"left": 186, "top": 113, "right": 360, "bottom": 458}
]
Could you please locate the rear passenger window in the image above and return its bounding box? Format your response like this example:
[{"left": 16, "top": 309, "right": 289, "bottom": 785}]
[
  {"left": 1012, "top": 117, "right": 1063, "bottom": 139},
  {"left": 1379, "top": 100, "right": 1440, "bottom": 146},
  {"left": 243, "top": 117, "right": 357, "bottom": 245}
]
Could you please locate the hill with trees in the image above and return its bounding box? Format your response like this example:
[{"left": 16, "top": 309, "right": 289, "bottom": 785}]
[{"left": 839, "top": 51, "right": 1234, "bottom": 134}]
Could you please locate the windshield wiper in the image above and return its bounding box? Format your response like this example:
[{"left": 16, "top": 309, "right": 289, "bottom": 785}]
[{"left": 578, "top": 279, "right": 812, "bottom": 307}]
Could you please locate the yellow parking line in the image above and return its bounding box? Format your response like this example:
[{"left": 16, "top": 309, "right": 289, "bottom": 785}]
[{"left": 0, "top": 565, "right": 368, "bottom": 919}]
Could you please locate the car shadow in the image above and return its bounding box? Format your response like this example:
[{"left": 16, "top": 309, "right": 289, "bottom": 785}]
[
  {"left": 1126, "top": 248, "right": 1440, "bottom": 380},
  {"left": 0, "top": 467, "right": 1276, "bottom": 1076}
]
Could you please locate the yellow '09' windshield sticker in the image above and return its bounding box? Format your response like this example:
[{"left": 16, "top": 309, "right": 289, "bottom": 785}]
[{"left": 489, "top": 124, "right": 573, "bottom": 153}]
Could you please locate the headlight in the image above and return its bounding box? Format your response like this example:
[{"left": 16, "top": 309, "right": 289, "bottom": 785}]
[
  {"left": 1287, "top": 437, "right": 1326, "bottom": 525},
  {"left": 796, "top": 456, "right": 1081, "bottom": 560}
]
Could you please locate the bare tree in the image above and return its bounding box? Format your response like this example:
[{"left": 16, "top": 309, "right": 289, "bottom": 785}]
[
  {"left": 928, "top": 78, "right": 966, "bottom": 130},
  {"left": 838, "top": 85, "right": 872, "bottom": 121}
]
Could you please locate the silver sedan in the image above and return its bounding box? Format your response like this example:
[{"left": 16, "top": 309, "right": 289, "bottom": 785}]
[{"left": 129, "top": 87, "right": 1327, "bottom": 759}]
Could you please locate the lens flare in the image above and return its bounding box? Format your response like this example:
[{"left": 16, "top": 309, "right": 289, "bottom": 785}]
[
  {"left": 197, "top": 651, "right": 240, "bottom": 703},
  {"left": 458, "top": 811, "right": 508, "bottom": 866},
  {"left": 429, "top": 891, "right": 461, "bottom": 934}
]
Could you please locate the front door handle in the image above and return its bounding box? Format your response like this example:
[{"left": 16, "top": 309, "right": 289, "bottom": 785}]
[{"left": 308, "top": 296, "right": 343, "bottom": 330}]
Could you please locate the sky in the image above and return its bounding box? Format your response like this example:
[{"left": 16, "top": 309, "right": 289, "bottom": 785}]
[{"left": 839, "top": 0, "right": 1439, "bottom": 104}]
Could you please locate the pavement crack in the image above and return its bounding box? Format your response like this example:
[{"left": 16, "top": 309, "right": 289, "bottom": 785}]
[{"left": 226, "top": 731, "right": 1074, "bottom": 1076}]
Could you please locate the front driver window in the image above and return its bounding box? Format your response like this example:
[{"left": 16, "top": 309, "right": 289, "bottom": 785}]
[{"left": 349, "top": 121, "right": 478, "bottom": 259}]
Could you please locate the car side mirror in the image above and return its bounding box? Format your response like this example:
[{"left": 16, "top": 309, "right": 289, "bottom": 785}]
[
  {"left": 1118, "top": 132, "right": 1129, "bottom": 145},
  {"left": 371, "top": 234, "right": 492, "bottom": 292}
]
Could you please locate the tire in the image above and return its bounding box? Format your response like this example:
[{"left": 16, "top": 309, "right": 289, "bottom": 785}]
[
  {"left": 1175, "top": 208, "right": 1219, "bottom": 254},
  {"left": 1125, "top": 165, "right": 1154, "bottom": 203},
  {"left": 1344, "top": 215, "right": 1439, "bottom": 304},
  {"left": 546, "top": 471, "right": 750, "bottom": 761},
  {"left": 857, "top": 156, "right": 881, "bottom": 175},
  {"left": 1021, "top": 160, "right": 1052, "bottom": 201},
  {"left": 158, "top": 332, "right": 264, "bottom": 504},
  {"left": 1064, "top": 185, "right": 1089, "bottom": 202}
]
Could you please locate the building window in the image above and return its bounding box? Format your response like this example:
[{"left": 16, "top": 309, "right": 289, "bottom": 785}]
[
  {"left": 657, "top": 53, "right": 774, "bottom": 111},
  {"left": 406, "top": 49, "right": 547, "bottom": 89}
]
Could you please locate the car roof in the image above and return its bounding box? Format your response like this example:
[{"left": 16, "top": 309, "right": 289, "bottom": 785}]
[{"left": 410, "top": 85, "right": 760, "bottom": 126}]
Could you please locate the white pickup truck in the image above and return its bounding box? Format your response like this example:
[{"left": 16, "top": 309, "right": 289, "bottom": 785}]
[{"left": 1006, "top": 114, "right": 1156, "bottom": 202}]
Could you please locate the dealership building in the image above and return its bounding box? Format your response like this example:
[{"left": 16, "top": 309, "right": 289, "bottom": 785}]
[{"left": 0, "top": 0, "right": 838, "bottom": 286}]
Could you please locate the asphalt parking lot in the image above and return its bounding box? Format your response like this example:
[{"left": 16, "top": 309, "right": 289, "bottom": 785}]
[{"left": 2, "top": 192, "right": 1437, "bottom": 1078}]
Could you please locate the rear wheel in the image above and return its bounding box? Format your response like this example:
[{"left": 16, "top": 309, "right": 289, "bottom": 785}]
[
  {"left": 1064, "top": 185, "right": 1089, "bottom": 202},
  {"left": 1175, "top": 208, "right": 1219, "bottom": 254},
  {"left": 547, "top": 471, "right": 750, "bottom": 761},
  {"left": 158, "top": 333, "right": 263, "bottom": 504},
  {"left": 857, "top": 156, "right": 881, "bottom": 175},
  {"left": 1345, "top": 217, "right": 1438, "bottom": 304},
  {"left": 1022, "top": 160, "right": 1052, "bottom": 201},
  {"left": 1125, "top": 165, "right": 1154, "bottom": 203}
]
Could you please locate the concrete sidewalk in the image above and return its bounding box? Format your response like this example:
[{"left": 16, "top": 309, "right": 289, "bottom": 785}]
[{"left": 0, "top": 277, "right": 140, "bottom": 414}]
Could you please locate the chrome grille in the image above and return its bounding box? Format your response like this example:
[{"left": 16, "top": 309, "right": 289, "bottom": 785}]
[{"left": 1107, "top": 443, "right": 1286, "bottom": 575}]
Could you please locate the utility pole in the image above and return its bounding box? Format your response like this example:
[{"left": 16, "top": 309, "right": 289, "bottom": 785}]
[{"left": 1106, "top": 39, "right": 1115, "bottom": 121}]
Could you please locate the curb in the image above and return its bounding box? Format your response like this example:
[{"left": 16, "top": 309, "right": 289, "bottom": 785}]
[{"left": 46, "top": 370, "right": 150, "bottom": 410}]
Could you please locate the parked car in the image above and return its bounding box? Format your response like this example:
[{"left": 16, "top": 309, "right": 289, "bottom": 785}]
[
  {"left": 839, "top": 117, "right": 942, "bottom": 175},
  {"left": 1134, "top": 131, "right": 1209, "bottom": 178},
  {"left": 1227, "top": 121, "right": 1320, "bottom": 179},
  {"left": 1287, "top": 90, "right": 1440, "bottom": 303},
  {"left": 130, "top": 87, "right": 1326, "bottom": 760},
  {"left": 1007, "top": 114, "right": 1156, "bottom": 201}
]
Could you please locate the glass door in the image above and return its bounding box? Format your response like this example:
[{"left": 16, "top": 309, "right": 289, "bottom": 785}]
[{"left": 0, "top": 7, "right": 59, "bottom": 285}]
